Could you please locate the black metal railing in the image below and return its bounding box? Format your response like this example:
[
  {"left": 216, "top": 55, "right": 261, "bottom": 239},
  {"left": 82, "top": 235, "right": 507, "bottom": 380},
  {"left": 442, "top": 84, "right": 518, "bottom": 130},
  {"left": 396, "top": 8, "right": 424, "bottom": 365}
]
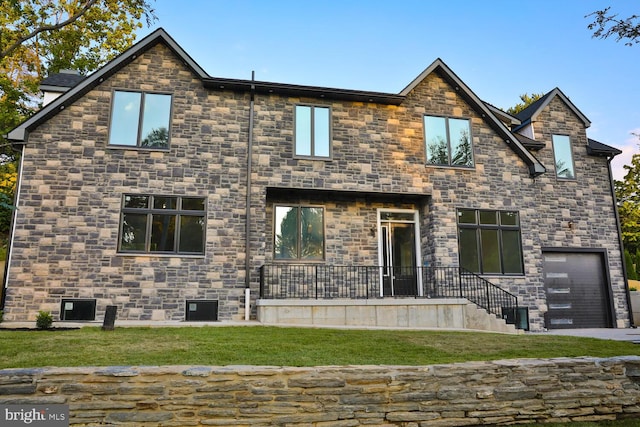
[{"left": 259, "top": 264, "right": 519, "bottom": 325}]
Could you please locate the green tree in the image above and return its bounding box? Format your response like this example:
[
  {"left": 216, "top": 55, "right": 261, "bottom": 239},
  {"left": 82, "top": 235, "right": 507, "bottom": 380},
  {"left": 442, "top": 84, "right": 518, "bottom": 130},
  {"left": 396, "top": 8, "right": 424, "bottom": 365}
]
[
  {"left": 141, "top": 127, "right": 169, "bottom": 148},
  {"left": 1, "top": 0, "right": 157, "bottom": 158},
  {"left": 0, "top": 0, "right": 156, "bottom": 243},
  {"left": 451, "top": 129, "right": 473, "bottom": 166},
  {"left": 615, "top": 139, "right": 640, "bottom": 255},
  {"left": 587, "top": 7, "right": 640, "bottom": 46},
  {"left": 427, "top": 137, "right": 449, "bottom": 165},
  {"left": 506, "top": 93, "right": 545, "bottom": 115},
  {"left": 626, "top": 249, "right": 638, "bottom": 280}
]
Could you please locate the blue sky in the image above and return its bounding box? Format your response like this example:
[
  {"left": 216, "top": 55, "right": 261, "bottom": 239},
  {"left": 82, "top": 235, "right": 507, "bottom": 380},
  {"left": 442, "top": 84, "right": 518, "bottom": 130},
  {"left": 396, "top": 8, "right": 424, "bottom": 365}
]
[{"left": 137, "top": 0, "right": 640, "bottom": 180}]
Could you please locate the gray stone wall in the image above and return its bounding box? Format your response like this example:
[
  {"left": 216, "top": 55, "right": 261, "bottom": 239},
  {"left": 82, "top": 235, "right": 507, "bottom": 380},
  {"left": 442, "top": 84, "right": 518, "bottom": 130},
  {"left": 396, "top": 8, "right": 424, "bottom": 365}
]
[
  {"left": 3, "top": 41, "right": 627, "bottom": 329},
  {"left": 1, "top": 358, "right": 640, "bottom": 426},
  {"left": 4, "top": 43, "right": 251, "bottom": 322},
  {"left": 251, "top": 71, "right": 627, "bottom": 330}
]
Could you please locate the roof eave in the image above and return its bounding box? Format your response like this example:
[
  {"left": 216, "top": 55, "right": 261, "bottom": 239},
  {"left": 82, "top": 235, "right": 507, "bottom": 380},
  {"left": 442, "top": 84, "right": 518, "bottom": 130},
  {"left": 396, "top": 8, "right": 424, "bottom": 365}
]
[
  {"left": 203, "top": 77, "right": 404, "bottom": 105},
  {"left": 7, "top": 28, "right": 208, "bottom": 143},
  {"left": 403, "top": 59, "right": 546, "bottom": 177},
  {"left": 529, "top": 88, "right": 591, "bottom": 128}
]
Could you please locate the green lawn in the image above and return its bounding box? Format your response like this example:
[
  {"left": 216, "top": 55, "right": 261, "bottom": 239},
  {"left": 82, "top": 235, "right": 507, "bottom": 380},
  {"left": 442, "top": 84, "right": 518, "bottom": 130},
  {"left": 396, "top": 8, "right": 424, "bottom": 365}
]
[{"left": 1, "top": 326, "right": 639, "bottom": 368}]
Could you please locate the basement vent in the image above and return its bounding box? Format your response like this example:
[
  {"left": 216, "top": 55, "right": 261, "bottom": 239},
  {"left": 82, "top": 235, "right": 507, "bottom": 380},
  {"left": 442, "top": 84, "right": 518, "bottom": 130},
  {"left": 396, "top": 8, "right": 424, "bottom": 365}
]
[
  {"left": 185, "top": 300, "right": 219, "bottom": 321},
  {"left": 61, "top": 299, "right": 96, "bottom": 321}
]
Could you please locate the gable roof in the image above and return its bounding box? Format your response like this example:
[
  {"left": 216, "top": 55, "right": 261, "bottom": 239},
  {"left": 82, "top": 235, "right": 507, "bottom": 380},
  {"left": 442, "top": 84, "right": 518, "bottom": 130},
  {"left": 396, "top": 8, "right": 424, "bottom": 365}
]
[
  {"left": 8, "top": 28, "right": 208, "bottom": 142},
  {"left": 400, "top": 59, "right": 546, "bottom": 177},
  {"left": 7, "top": 31, "right": 547, "bottom": 176},
  {"left": 514, "top": 88, "right": 591, "bottom": 129},
  {"left": 587, "top": 138, "right": 622, "bottom": 157},
  {"left": 484, "top": 102, "right": 521, "bottom": 127},
  {"left": 39, "top": 70, "right": 86, "bottom": 93}
]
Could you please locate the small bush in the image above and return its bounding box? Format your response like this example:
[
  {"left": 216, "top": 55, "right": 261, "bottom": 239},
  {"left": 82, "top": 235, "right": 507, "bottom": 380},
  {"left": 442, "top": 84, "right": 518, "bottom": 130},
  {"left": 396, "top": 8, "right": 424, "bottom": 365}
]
[
  {"left": 36, "top": 311, "right": 53, "bottom": 330},
  {"left": 631, "top": 286, "right": 638, "bottom": 292},
  {"left": 0, "top": 310, "right": 3, "bottom": 323}
]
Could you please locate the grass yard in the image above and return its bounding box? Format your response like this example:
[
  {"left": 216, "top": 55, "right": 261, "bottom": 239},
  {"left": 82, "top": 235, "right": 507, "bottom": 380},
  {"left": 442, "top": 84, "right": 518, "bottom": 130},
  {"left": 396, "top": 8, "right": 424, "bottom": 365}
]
[{"left": 1, "top": 326, "right": 639, "bottom": 368}]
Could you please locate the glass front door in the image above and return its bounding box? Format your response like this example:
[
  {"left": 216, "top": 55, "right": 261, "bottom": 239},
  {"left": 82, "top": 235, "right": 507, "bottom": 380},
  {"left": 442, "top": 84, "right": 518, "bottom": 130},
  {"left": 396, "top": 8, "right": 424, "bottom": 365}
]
[{"left": 379, "top": 211, "right": 419, "bottom": 296}]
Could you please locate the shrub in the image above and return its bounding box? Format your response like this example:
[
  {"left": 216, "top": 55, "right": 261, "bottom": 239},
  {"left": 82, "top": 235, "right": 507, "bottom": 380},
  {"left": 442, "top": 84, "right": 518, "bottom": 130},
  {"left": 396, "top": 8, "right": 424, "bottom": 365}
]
[
  {"left": 36, "top": 311, "right": 53, "bottom": 330},
  {"left": 0, "top": 310, "right": 3, "bottom": 323},
  {"left": 625, "top": 250, "right": 638, "bottom": 280}
]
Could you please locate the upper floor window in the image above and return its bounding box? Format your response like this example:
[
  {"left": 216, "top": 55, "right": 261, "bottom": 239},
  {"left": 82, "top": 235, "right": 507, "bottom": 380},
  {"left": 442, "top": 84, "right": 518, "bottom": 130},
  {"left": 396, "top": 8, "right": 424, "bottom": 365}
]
[
  {"left": 295, "top": 105, "right": 331, "bottom": 158},
  {"left": 424, "top": 116, "right": 473, "bottom": 167},
  {"left": 119, "top": 195, "right": 206, "bottom": 255},
  {"left": 274, "top": 205, "right": 324, "bottom": 260},
  {"left": 552, "top": 135, "right": 575, "bottom": 179},
  {"left": 457, "top": 209, "right": 523, "bottom": 275},
  {"left": 108, "top": 91, "right": 172, "bottom": 149}
]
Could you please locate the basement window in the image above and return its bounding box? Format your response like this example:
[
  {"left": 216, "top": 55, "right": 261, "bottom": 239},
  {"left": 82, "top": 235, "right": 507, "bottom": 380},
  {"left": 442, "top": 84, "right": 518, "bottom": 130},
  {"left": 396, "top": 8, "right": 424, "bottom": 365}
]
[{"left": 60, "top": 299, "right": 96, "bottom": 321}]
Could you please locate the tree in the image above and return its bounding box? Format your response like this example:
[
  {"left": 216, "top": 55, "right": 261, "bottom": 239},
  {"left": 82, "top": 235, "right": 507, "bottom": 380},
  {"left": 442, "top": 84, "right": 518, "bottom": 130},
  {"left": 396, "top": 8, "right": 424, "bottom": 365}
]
[
  {"left": 587, "top": 7, "right": 640, "bottom": 46},
  {"left": 506, "top": 93, "right": 545, "bottom": 116},
  {"left": 625, "top": 249, "right": 638, "bottom": 280},
  {"left": 427, "top": 137, "right": 448, "bottom": 165},
  {"left": 615, "top": 138, "right": 640, "bottom": 255},
  {"left": 141, "top": 127, "right": 169, "bottom": 148},
  {"left": 1, "top": 0, "right": 157, "bottom": 158},
  {"left": 0, "top": 0, "right": 157, "bottom": 246}
]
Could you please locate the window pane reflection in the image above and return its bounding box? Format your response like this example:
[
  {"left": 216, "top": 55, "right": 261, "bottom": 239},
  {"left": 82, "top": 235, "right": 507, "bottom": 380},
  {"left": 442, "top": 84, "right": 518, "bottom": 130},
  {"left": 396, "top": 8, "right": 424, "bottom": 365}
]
[{"left": 552, "top": 135, "right": 575, "bottom": 179}]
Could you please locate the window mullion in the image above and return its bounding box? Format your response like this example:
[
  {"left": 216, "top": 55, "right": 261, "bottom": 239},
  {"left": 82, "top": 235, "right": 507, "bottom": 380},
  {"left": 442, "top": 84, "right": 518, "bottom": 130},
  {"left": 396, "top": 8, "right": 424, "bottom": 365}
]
[
  {"left": 476, "top": 228, "right": 483, "bottom": 274},
  {"left": 497, "top": 229, "right": 504, "bottom": 274},
  {"left": 174, "top": 214, "right": 181, "bottom": 253},
  {"left": 445, "top": 118, "right": 452, "bottom": 164},
  {"left": 145, "top": 212, "right": 153, "bottom": 252},
  {"left": 137, "top": 93, "right": 146, "bottom": 147},
  {"left": 309, "top": 107, "right": 316, "bottom": 156}
]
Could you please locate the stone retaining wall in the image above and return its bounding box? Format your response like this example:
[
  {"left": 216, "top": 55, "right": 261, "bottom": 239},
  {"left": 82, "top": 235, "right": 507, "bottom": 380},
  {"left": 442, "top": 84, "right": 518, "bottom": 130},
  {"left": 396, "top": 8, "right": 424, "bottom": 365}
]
[{"left": 2, "top": 357, "right": 640, "bottom": 426}]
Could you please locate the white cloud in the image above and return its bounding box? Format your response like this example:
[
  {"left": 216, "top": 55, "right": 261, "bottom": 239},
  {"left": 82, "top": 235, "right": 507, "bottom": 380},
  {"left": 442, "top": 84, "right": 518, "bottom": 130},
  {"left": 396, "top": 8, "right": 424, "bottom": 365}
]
[{"left": 611, "top": 130, "right": 640, "bottom": 181}]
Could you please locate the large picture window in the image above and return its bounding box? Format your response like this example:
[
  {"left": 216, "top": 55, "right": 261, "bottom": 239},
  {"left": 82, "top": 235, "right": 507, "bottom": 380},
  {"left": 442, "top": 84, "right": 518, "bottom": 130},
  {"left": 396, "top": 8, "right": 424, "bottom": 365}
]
[
  {"left": 119, "top": 195, "right": 206, "bottom": 255},
  {"left": 109, "top": 91, "right": 172, "bottom": 148},
  {"left": 295, "top": 105, "right": 331, "bottom": 158},
  {"left": 457, "top": 209, "right": 523, "bottom": 275},
  {"left": 552, "top": 134, "right": 575, "bottom": 179},
  {"left": 274, "top": 205, "right": 324, "bottom": 260},
  {"left": 424, "top": 115, "right": 473, "bottom": 167}
]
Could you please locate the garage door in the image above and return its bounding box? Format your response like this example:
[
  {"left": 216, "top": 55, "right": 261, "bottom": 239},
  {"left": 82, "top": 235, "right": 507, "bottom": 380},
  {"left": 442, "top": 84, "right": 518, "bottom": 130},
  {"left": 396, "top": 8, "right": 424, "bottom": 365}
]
[{"left": 543, "top": 252, "right": 612, "bottom": 329}]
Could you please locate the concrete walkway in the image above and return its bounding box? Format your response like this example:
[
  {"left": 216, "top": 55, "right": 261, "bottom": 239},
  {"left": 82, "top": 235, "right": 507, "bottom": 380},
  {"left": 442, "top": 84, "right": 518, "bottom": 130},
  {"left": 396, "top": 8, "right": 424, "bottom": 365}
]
[{"left": 531, "top": 328, "right": 640, "bottom": 342}]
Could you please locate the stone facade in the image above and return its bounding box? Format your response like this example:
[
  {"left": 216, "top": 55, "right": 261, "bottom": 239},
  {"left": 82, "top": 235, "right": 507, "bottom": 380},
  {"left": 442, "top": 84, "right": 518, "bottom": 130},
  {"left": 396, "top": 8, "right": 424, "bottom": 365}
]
[
  {"left": 2, "top": 30, "right": 628, "bottom": 330},
  {"left": 1, "top": 357, "right": 640, "bottom": 426},
  {"left": 5, "top": 43, "right": 250, "bottom": 322}
]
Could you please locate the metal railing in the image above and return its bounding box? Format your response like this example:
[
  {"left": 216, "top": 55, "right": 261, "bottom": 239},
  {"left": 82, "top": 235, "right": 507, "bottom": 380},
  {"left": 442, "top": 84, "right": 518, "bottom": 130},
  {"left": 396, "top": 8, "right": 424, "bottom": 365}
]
[{"left": 259, "top": 264, "right": 519, "bottom": 325}]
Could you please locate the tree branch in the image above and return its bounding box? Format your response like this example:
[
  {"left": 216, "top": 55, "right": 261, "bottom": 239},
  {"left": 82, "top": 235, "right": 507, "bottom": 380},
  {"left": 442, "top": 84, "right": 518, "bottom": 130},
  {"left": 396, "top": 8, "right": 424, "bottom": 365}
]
[{"left": 1, "top": 0, "right": 101, "bottom": 60}]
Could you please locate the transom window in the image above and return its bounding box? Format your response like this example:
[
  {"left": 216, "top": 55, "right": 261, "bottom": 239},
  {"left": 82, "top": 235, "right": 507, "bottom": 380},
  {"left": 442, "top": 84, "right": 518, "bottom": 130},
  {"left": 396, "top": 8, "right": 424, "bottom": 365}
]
[
  {"left": 274, "top": 205, "right": 324, "bottom": 260},
  {"left": 295, "top": 105, "right": 331, "bottom": 158},
  {"left": 109, "top": 91, "right": 172, "bottom": 148},
  {"left": 119, "top": 195, "right": 206, "bottom": 255},
  {"left": 424, "top": 115, "right": 473, "bottom": 167},
  {"left": 457, "top": 209, "right": 523, "bottom": 275},
  {"left": 552, "top": 135, "right": 575, "bottom": 179}
]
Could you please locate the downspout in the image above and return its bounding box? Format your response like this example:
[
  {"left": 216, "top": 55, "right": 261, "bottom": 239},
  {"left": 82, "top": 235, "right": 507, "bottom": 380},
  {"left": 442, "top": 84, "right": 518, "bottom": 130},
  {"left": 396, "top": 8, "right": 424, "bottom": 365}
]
[
  {"left": 608, "top": 156, "right": 633, "bottom": 327},
  {"left": 244, "top": 72, "right": 255, "bottom": 321},
  {"left": 1, "top": 145, "right": 25, "bottom": 310}
]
